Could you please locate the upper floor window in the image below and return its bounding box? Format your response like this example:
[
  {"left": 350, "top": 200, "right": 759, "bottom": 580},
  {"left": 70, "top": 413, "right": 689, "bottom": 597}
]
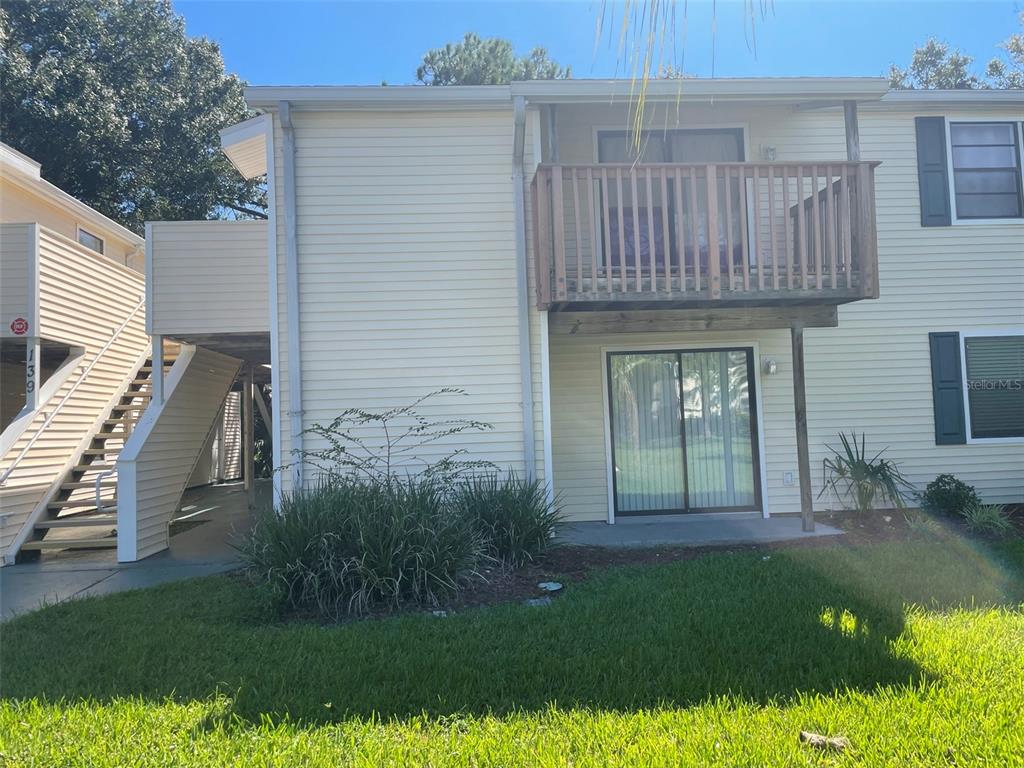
[
  {"left": 76, "top": 227, "right": 104, "bottom": 254},
  {"left": 949, "top": 122, "right": 1023, "bottom": 220}
]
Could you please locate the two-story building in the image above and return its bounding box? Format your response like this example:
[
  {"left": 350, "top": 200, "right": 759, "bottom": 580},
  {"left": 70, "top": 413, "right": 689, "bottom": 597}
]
[{"left": 36, "top": 77, "right": 1021, "bottom": 563}]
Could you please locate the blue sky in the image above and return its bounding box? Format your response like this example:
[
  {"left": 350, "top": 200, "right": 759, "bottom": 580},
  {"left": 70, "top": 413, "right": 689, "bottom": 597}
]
[{"left": 173, "top": 0, "right": 1022, "bottom": 85}]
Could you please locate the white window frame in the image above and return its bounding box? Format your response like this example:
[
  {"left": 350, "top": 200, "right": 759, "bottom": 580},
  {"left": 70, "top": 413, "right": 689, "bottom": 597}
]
[
  {"left": 76, "top": 226, "right": 105, "bottom": 254},
  {"left": 959, "top": 328, "right": 1024, "bottom": 445},
  {"left": 944, "top": 118, "right": 1024, "bottom": 226},
  {"left": 600, "top": 340, "right": 770, "bottom": 524}
]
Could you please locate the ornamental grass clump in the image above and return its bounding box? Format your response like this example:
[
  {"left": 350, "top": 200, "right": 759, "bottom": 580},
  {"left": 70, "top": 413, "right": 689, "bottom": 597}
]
[
  {"left": 240, "top": 476, "right": 485, "bottom": 619},
  {"left": 242, "top": 390, "right": 562, "bottom": 618},
  {"left": 961, "top": 501, "right": 1013, "bottom": 536},
  {"left": 453, "top": 473, "right": 561, "bottom": 567}
]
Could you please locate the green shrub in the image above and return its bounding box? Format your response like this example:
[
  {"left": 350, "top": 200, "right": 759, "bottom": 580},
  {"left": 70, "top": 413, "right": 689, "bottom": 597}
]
[
  {"left": 961, "top": 501, "right": 1013, "bottom": 536},
  {"left": 240, "top": 477, "right": 484, "bottom": 618},
  {"left": 819, "top": 432, "right": 914, "bottom": 512},
  {"left": 453, "top": 474, "right": 561, "bottom": 567},
  {"left": 920, "top": 474, "right": 981, "bottom": 518}
]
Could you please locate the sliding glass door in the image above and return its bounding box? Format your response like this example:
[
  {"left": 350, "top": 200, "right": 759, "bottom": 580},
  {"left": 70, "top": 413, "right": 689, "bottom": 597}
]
[{"left": 608, "top": 348, "right": 761, "bottom": 515}]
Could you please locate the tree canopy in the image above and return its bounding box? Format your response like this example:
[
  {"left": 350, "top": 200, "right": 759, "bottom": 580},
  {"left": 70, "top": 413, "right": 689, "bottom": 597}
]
[
  {"left": 416, "top": 33, "right": 569, "bottom": 86},
  {"left": 0, "top": 0, "right": 264, "bottom": 233},
  {"left": 890, "top": 14, "right": 1024, "bottom": 89}
]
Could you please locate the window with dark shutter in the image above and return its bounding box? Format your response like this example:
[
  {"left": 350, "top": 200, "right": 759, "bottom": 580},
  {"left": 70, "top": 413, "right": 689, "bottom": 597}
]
[{"left": 963, "top": 335, "right": 1024, "bottom": 439}]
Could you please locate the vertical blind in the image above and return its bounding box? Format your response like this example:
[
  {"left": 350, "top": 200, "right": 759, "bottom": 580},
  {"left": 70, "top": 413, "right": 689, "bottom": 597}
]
[
  {"left": 610, "top": 349, "right": 758, "bottom": 513},
  {"left": 610, "top": 353, "right": 686, "bottom": 513}
]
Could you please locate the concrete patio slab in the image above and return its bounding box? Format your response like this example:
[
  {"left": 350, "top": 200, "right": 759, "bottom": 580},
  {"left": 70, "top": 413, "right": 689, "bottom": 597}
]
[
  {"left": 0, "top": 480, "right": 265, "bottom": 622},
  {"left": 558, "top": 513, "right": 843, "bottom": 548}
]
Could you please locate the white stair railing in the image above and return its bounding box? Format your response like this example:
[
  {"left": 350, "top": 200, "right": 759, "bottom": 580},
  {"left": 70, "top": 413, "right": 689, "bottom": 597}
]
[{"left": 0, "top": 296, "right": 146, "bottom": 487}]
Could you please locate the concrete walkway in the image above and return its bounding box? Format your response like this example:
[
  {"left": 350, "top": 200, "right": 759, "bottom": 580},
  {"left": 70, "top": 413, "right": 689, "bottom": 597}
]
[
  {"left": 559, "top": 513, "right": 843, "bottom": 548},
  {"left": 0, "top": 481, "right": 264, "bottom": 622}
]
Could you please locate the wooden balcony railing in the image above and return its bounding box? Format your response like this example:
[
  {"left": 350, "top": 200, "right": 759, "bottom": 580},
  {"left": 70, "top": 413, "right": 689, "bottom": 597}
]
[{"left": 531, "top": 161, "right": 879, "bottom": 309}]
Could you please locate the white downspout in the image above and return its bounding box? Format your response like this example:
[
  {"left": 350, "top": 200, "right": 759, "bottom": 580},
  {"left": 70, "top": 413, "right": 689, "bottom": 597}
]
[
  {"left": 512, "top": 96, "right": 537, "bottom": 479},
  {"left": 279, "top": 101, "right": 304, "bottom": 491}
]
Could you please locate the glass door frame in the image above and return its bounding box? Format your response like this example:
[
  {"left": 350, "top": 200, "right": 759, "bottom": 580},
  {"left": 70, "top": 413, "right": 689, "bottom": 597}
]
[{"left": 604, "top": 344, "right": 765, "bottom": 518}]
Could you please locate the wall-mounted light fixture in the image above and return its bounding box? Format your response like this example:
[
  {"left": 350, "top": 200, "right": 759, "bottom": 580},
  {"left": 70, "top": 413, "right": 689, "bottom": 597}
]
[
  {"left": 761, "top": 357, "right": 778, "bottom": 375},
  {"left": 760, "top": 145, "right": 777, "bottom": 161}
]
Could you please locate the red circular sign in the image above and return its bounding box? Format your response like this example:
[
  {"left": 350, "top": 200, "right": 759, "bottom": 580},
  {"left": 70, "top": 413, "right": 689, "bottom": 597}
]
[{"left": 10, "top": 317, "right": 28, "bottom": 335}]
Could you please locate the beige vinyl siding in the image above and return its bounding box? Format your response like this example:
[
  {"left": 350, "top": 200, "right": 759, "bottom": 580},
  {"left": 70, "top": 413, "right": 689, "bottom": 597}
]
[
  {"left": 118, "top": 346, "right": 241, "bottom": 560},
  {"left": 277, "top": 108, "right": 528, "bottom": 485},
  {"left": 0, "top": 227, "right": 147, "bottom": 556},
  {"left": 0, "top": 484, "right": 48, "bottom": 552},
  {"left": 0, "top": 178, "right": 141, "bottom": 270},
  {"left": 542, "top": 102, "right": 1023, "bottom": 518},
  {"left": 0, "top": 223, "right": 31, "bottom": 338},
  {"left": 802, "top": 106, "right": 1024, "bottom": 504},
  {"left": 148, "top": 220, "right": 269, "bottom": 336}
]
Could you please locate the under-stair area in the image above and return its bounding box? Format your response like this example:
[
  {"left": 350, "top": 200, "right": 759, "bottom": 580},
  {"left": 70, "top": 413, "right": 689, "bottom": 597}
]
[{"left": 17, "top": 354, "right": 175, "bottom": 557}]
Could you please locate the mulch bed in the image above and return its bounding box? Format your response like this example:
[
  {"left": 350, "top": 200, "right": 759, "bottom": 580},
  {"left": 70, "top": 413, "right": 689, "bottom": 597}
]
[
  {"left": 259, "top": 507, "right": 1024, "bottom": 624},
  {"left": 441, "top": 507, "right": 1024, "bottom": 615}
]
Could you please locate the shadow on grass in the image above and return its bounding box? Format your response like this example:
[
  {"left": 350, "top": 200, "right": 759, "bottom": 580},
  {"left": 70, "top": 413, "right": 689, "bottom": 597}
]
[{"left": 2, "top": 538, "right": 1022, "bottom": 725}]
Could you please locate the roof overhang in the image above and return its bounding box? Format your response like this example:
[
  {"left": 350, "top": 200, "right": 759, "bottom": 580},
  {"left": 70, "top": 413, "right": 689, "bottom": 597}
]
[
  {"left": 0, "top": 142, "right": 143, "bottom": 247},
  {"left": 220, "top": 115, "right": 269, "bottom": 179},
  {"left": 510, "top": 77, "right": 891, "bottom": 105},
  {"left": 876, "top": 88, "right": 1024, "bottom": 109},
  {"left": 243, "top": 79, "right": 891, "bottom": 112},
  {"left": 245, "top": 85, "right": 512, "bottom": 111}
]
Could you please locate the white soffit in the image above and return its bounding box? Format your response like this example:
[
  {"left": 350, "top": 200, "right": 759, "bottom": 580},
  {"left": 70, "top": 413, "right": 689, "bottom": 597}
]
[{"left": 220, "top": 115, "right": 268, "bottom": 179}]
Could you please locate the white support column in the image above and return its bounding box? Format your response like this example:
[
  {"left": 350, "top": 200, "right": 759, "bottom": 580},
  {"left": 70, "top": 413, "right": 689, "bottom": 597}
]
[
  {"left": 151, "top": 334, "right": 164, "bottom": 405},
  {"left": 244, "top": 367, "right": 256, "bottom": 508},
  {"left": 539, "top": 312, "right": 554, "bottom": 509}
]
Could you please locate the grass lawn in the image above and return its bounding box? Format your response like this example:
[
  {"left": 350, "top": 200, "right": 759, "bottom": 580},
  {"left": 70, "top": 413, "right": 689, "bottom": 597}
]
[{"left": 2, "top": 534, "right": 1023, "bottom": 766}]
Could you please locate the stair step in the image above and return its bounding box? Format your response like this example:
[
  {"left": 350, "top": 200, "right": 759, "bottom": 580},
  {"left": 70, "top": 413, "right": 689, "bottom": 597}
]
[
  {"left": 61, "top": 481, "right": 117, "bottom": 490},
  {"left": 82, "top": 448, "right": 120, "bottom": 456},
  {"left": 72, "top": 463, "right": 116, "bottom": 474},
  {"left": 49, "top": 499, "right": 116, "bottom": 510},
  {"left": 110, "top": 404, "right": 148, "bottom": 413},
  {"left": 37, "top": 514, "right": 117, "bottom": 529},
  {"left": 20, "top": 538, "right": 117, "bottom": 551},
  {"left": 94, "top": 431, "right": 130, "bottom": 439}
]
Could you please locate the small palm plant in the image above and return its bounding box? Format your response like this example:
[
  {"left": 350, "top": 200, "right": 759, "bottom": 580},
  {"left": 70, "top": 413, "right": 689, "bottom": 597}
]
[{"left": 819, "top": 432, "right": 914, "bottom": 513}]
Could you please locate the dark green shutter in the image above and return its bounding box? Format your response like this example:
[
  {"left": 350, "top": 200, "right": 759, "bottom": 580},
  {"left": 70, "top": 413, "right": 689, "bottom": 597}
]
[
  {"left": 929, "top": 332, "right": 966, "bottom": 444},
  {"left": 915, "top": 117, "right": 952, "bottom": 227}
]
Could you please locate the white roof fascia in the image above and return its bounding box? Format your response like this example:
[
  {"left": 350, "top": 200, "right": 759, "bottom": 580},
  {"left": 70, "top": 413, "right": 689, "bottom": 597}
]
[
  {"left": 876, "top": 89, "right": 1024, "bottom": 109},
  {"left": 245, "top": 85, "right": 513, "bottom": 111},
  {"left": 510, "top": 77, "right": 891, "bottom": 104}
]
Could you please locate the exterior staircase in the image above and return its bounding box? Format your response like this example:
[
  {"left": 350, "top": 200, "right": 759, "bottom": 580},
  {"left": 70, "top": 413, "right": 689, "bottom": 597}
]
[{"left": 17, "top": 354, "right": 175, "bottom": 558}]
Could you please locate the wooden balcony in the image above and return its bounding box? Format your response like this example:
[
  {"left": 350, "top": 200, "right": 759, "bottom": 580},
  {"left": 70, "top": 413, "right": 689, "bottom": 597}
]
[{"left": 531, "top": 161, "right": 879, "bottom": 310}]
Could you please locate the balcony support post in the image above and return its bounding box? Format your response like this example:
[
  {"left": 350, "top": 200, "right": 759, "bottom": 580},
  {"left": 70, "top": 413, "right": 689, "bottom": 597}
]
[
  {"left": 546, "top": 105, "right": 559, "bottom": 163},
  {"left": 790, "top": 322, "right": 815, "bottom": 532},
  {"left": 844, "top": 100, "right": 860, "bottom": 162}
]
